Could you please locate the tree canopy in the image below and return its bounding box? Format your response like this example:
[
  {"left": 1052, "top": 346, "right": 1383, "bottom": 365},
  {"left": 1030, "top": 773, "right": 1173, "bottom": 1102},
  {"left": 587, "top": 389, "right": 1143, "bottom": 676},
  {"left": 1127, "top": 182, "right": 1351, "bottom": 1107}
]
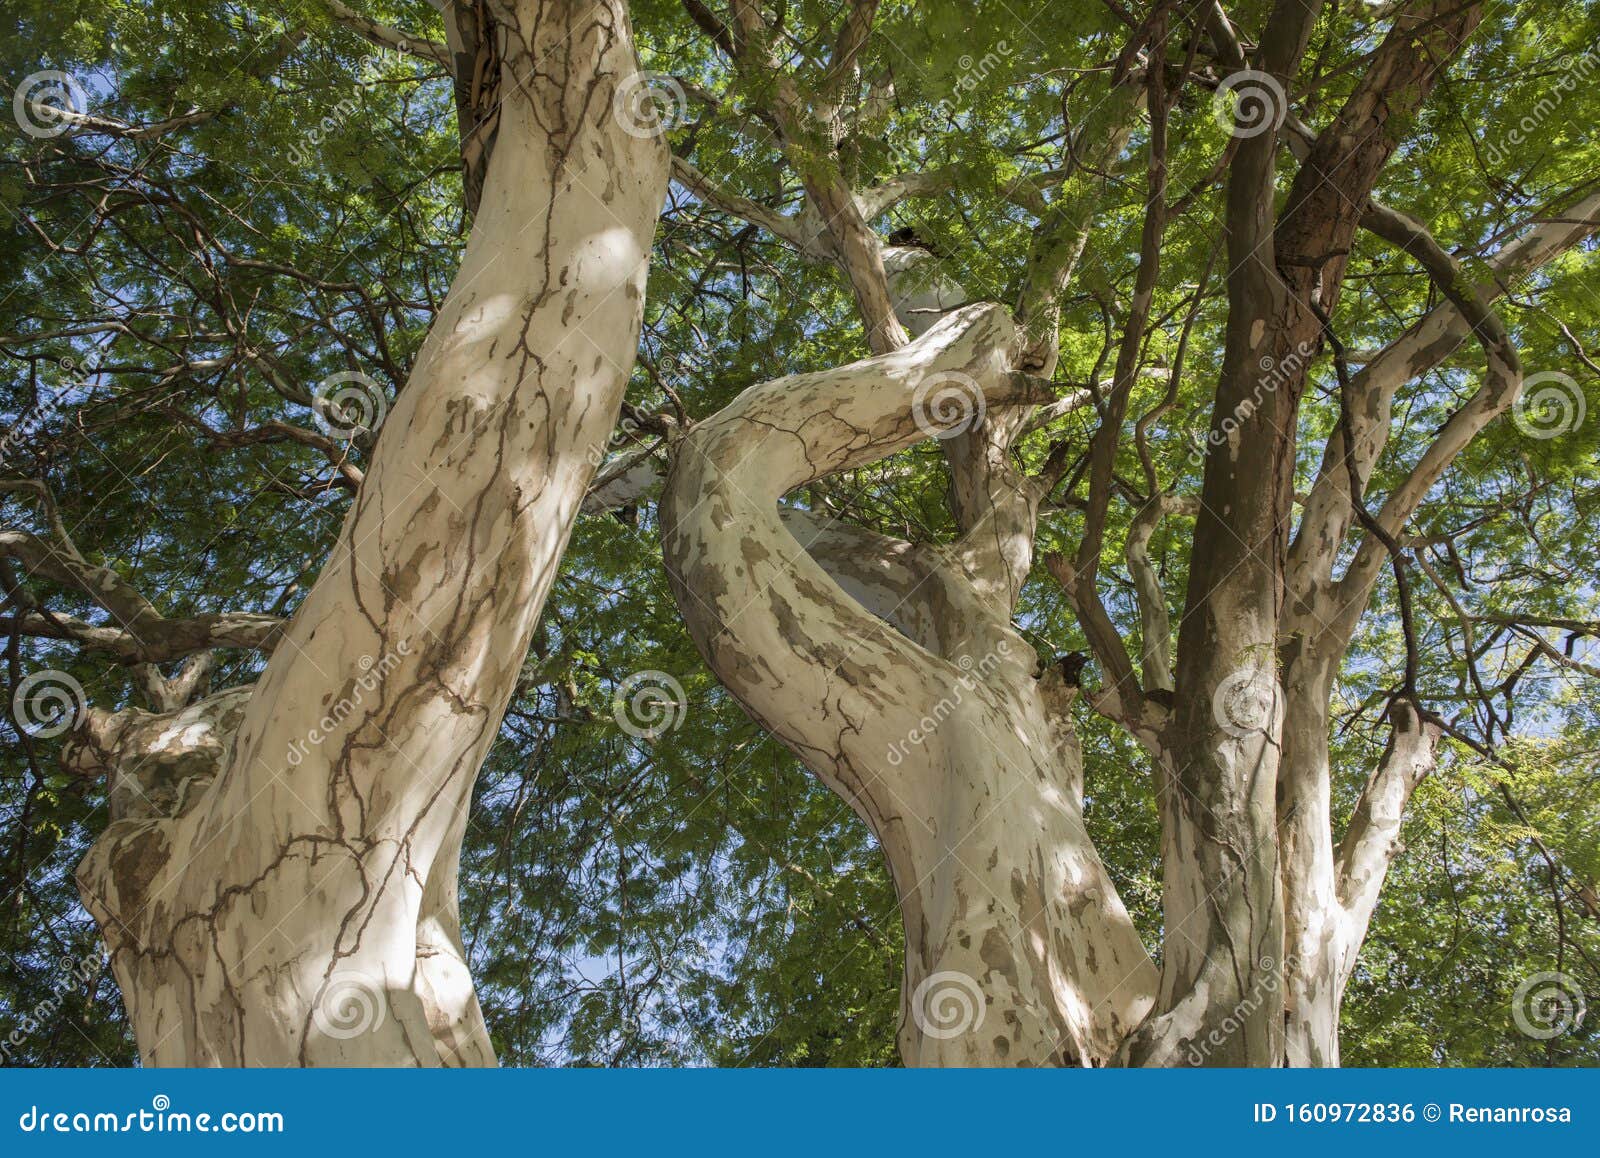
[{"left": 2, "top": 0, "right": 1598, "bottom": 1065}]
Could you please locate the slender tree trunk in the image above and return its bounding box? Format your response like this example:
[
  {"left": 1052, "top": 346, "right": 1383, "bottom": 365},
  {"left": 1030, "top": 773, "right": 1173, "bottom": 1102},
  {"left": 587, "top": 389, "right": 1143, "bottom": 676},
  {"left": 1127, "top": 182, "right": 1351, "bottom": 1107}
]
[
  {"left": 1278, "top": 691, "right": 1443, "bottom": 1066},
  {"left": 1277, "top": 656, "right": 1341, "bottom": 1066},
  {"left": 74, "top": 0, "right": 667, "bottom": 1065}
]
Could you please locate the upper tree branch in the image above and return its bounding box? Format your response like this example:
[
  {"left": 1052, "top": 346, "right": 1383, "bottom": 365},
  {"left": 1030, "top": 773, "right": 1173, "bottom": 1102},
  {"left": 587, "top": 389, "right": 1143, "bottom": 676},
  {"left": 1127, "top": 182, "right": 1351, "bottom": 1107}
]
[
  {"left": 669, "top": 155, "right": 824, "bottom": 256},
  {"left": 682, "top": 0, "right": 738, "bottom": 58},
  {"left": 1067, "top": 21, "right": 1170, "bottom": 715},
  {"left": 0, "top": 609, "right": 284, "bottom": 665},
  {"left": 817, "top": 0, "right": 881, "bottom": 120},
  {"left": 1124, "top": 494, "right": 1195, "bottom": 694},
  {"left": 1013, "top": 74, "right": 1144, "bottom": 375},
  {"left": 317, "top": 0, "right": 453, "bottom": 67},
  {"left": 0, "top": 481, "right": 284, "bottom": 664},
  {"left": 1330, "top": 200, "right": 1523, "bottom": 617},
  {"left": 1287, "top": 186, "right": 1600, "bottom": 606},
  {"left": 722, "top": 1, "right": 908, "bottom": 354}
]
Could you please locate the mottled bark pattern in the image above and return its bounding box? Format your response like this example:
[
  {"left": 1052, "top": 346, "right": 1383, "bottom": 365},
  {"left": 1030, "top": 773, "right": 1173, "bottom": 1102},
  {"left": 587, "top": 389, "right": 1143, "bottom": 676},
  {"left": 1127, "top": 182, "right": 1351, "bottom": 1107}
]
[
  {"left": 661, "top": 306, "right": 1156, "bottom": 1065},
  {"left": 76, "top": 0, "right": 668, "bottom": 1066},
  {"left": 69, "top": 0, "right": 1596, "bottom": 1071}
]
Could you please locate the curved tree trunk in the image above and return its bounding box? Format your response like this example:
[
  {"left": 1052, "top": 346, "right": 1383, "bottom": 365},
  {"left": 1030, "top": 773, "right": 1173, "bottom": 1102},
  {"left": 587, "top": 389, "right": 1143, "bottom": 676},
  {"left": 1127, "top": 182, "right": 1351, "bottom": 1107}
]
[
  {"left": 74, "top": 0, "right": 668, "bottom": 1066},
  {"left": 657, "top": 0, "right": 1517, "bottom": 1068},
  {"left": 660, "top": 305, "right": 1157, "bottom": 1065}
]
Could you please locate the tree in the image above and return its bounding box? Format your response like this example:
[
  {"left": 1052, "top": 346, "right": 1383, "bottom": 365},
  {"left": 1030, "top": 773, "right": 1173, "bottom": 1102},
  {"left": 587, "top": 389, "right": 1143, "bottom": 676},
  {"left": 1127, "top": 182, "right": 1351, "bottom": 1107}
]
[
  {"left": 6, "top": 0, "right": 668, "bottom": 1063},
  {"left": 2, "top": 0, "right": 1597, "bottom": 1067}
]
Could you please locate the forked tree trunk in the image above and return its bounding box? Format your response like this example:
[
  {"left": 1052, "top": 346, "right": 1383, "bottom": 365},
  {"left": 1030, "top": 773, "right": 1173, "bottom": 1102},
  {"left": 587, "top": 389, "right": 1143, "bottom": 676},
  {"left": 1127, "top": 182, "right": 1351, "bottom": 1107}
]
[
  {"left": 1275, "top": 187, "right": 1600, "bottom": 1064},
  {"left": 1126, "top": 0, "right": 1485, "bottom": 1067},
  {"left": 74, "top": 0, "right": 667, "bottom": 1065}
]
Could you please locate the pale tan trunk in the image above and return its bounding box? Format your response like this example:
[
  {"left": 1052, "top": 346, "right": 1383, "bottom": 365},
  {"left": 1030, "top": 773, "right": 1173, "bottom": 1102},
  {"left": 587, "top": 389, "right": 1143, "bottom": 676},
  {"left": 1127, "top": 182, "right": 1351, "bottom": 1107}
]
[
  {"left": 660, "top": 306, "right": 1156, "bottom": 1067},
  {"left": 76, "top": 0, "right": 668, "bottom": 1066}
]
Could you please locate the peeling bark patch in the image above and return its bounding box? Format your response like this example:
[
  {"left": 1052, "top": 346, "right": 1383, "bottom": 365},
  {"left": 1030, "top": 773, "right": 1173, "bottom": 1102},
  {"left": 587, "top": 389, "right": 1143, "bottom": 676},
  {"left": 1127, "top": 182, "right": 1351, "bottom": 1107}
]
[{"left": 109, "top": 826, "right": 170, "bottom": 917}]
